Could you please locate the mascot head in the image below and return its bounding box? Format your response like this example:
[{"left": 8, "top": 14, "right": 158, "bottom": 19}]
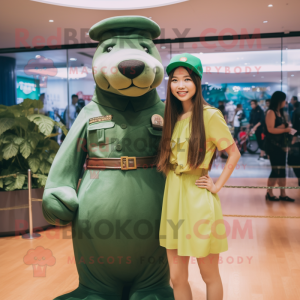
[{"left": 89, "top": 16, "right": 164, "bottom": 97}]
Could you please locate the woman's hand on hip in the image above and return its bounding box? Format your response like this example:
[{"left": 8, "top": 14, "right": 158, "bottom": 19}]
[{"left": 195, "top": 174, "right": 218, "bottom": 193}]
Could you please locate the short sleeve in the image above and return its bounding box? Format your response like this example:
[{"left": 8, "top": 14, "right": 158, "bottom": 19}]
[{"left": 207, "top": 110, "right": 235, "bottom": 151}]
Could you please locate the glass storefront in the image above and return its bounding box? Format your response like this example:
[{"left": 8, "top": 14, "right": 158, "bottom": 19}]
[
  {"left": 1, "top": 37, "right": 299, "bottom": 126},
  {"left": 1, "top": 36, "right": 299, "bottom": 178}
]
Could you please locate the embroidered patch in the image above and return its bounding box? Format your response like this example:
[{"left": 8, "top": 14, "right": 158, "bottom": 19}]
[{"left": 89, "top": 115, "right": 113, "bottom": 124}]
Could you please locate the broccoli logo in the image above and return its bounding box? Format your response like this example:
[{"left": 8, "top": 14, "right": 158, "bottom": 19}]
[
  {"left": 23, "top": 246, "right": 56, "bottom": 277},
  {"left": 24, "top": 55, "right": 57, "bottom": 88}
]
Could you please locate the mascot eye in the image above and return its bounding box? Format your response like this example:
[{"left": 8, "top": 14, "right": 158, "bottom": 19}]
[
  {"left": 143, "top": 47, "right": 149, "bottom": 53},
  {"left": 106, "top": 46, "right": 113, "bottom": 53}
]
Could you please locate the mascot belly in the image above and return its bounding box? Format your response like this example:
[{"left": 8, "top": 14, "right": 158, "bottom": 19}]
[{"left": 42, "top": 16, "right": 175, "bottom": 300}]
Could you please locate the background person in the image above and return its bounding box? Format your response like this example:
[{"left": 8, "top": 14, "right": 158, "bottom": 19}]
[
  {"left": 291, "top": 99, "right": 300, "bottom": 186},
  {"left": 217, "top": 100, "right": 228, "bottom": 123},
  {"left": 39, "top": 93, "right": 58, "bottom": 142},
  {"left": 75, "top": 99, "right": 86, "bottom": 118},
  {"left": 59, "top": 94, "right": 79, "bottom": 143},
  {"left": 291, "top": 97, "right": 299, "bottom": 124},
  {"left": 63, "top": 94, "right": 79, "bottom": 128},
  {"left": 248, "top": 100, "right": 266, "bottom": 161},
  {"left": 265, "top": 99, "right": 270, "bottom": 110},
  {"left": 39, "top": 93, "right": 49, "bottom": 116},
  {"left": 225, "top": 100, "right": 236, "bottom": 126},
  {"left": 217, "top": 100, "right": 230, "bottom": 159},
  {"left": 289, "top": 96, "right": 298, "bottom": 122},
  {"left": 233, "top": 103, "right": 244, "bottom": 140},
  {"left": 264, "top": 91, "right": 294, "bottom": 202}
]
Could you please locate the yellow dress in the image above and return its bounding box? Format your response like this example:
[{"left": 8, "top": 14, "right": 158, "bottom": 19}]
[{"left": 159, "top": 105, "right": 235, "bottom": 258}]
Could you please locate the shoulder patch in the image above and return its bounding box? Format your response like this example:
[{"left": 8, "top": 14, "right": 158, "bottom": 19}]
[{"left": 89, "top": 114, "right": 113, "bottom": 124}]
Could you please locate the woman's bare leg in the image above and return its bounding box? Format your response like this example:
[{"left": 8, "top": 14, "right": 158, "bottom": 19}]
[
  {"left": 267, "top": 177, "right": 278, "bottom": 197},
  {"left": 166, "top": 249, "right": 192, "bottom": 300},
  {"left": 278, "top": 177, "right": 287, "bottom": 196},
  {"left": 197, "top": 253, "right": 223, "bottom": 300}
]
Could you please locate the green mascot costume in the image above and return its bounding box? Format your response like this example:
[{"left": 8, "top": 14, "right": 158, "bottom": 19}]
[{"left": 42, "top": 16, "right": 175, "bottom": 300}]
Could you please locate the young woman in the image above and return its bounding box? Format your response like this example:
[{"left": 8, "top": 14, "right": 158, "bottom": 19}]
[
  {"left": 156, "top": 53, "right": 241, "bottom": 300},
  {"left": 264, "top": 91, "right": 294, "bottom": 202}
]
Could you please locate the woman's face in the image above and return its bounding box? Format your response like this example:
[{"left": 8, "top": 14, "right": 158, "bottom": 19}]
[{"left": 170, "top": 67, "right": 196, "bottom": 102}]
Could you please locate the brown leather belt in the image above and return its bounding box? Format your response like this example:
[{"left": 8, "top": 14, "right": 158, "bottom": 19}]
[{"left": 86, "top": 156, "right": 157, "bottom": 170}]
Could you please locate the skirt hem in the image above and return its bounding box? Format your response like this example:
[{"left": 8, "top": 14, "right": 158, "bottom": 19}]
[{"left": 160, "top": 245, "right": 228, "bottom": 258}]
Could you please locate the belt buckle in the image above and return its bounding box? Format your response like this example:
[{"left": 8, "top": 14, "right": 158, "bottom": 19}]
[{"left": 121, "top": 156, "right": 137, "bottom": 170}]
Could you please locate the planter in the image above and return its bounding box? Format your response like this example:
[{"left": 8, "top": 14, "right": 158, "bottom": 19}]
[{"left": 0, "top": 188, "right": 54, "bottom": 237}]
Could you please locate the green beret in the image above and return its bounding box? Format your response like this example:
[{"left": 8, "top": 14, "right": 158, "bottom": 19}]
[{"left": 89, "top": 16, "right": 161, "bottom": 42}]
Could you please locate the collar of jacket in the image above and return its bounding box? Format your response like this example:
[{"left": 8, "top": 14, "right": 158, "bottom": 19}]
[{"left": 92, "top": 86, "right": 161, "bottom": 112}]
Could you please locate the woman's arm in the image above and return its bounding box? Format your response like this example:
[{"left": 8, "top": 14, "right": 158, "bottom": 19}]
[
  {"left": 195, "top": 142, "right": 241, "bottom": 193},
  {"left": 252, "top": 122, "right": 261, "bottom": 132},
  {"left": 265, "top": 110, "right": 289, "bottom": 134}
]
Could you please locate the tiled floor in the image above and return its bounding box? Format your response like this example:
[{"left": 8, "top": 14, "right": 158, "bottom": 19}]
[{"left": 1, "top": 177, "right": 299, "bottom": 300}]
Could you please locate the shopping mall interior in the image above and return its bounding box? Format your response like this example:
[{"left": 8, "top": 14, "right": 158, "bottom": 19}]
[{"left": 0, "top": 1, "right": 300, "bottom": 300}]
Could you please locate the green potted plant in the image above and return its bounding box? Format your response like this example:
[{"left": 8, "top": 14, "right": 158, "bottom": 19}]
[{"left": 0, "top": 99, "right": 68, "bottom": 236}]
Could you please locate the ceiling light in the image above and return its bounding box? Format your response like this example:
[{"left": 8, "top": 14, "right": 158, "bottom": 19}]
[
  {"left": 49, "top": 20, "right": 54, "bottom": 22},
  {"left": 70, "top": 58, "right": 77, "bottom": 61},
  {"left": 263, "top": 21, "right": 268, "bottom": 23},
  {"left": 268, "top": 4, "right": 273, "bottom": 7},
  {"left": 31, "top": 0, "right": 188, "bottom": 10},
  {"left": 205, "top": 82, "right": 208, "bottom": 84},
  {"left": 161, "top": 46, "right": 166, "bottom": 49},
  {"left": 35, "top": 55, "right": 41, "bottom": 58},
  {"left": 282, "top": 61, "right": 285, "bottom": 64},
  {"left": 291, "top": 74, "right": 294, "bottom": 76},
  {"left": 164, "top": 77, "right": 169, "bottom": 80}
]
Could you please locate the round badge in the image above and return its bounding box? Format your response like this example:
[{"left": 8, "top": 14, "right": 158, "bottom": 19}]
[
  {"left": 180, "top": 57, "right": 187, "bottom": 62},
  {"left": 151, "top": 114, "right": 164, "bottom": 128}
]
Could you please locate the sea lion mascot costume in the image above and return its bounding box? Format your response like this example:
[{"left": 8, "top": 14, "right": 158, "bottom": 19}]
[{"left": 42, "top": 15, "right": 175, "bottom": 300}]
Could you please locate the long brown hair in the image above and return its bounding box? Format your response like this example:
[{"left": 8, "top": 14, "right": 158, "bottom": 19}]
[{"left": 155, "top": 67, "right": 216, "bottom": 176}]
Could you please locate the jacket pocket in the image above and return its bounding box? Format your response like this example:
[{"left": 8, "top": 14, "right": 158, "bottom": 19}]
[
  {"left": 147, "top": 126, "right": 163, "bottom": 137},
  {"left": 88, "top": 121, "right": 115, "bottom": 144}
]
